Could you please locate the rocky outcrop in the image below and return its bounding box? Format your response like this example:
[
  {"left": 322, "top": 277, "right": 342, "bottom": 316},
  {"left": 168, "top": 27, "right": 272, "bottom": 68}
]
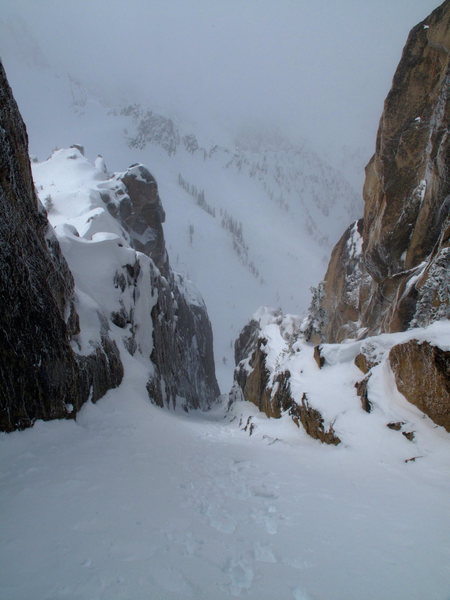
[
  {"left": 1, "top": 58, "right": 219, "bottom": 431},
  {"left": 230, "top": 309, "right": 340, "bottom": 444},
  {"left": 233, "top": 329, "right": 280, "bottom": 419},
  {"left": 305, "top": 1, "right": 450, "bottom": 343},
  {"left": 0, "top": 61, "right": 122, "bottom": 431},
  {"left": 389, "top": 340, "right": 450, "bottom": 431},
  {"left": 101, "top": 165, "right": 168, "bottom": 275},
  {"left": 292, "top": 393, "right": 341, "bottom": 445},
  {"left": 355, "top": 375, "right": 372, "bottom": 413},
  {"left": 304, "top": 220, "right": 365, "bottom": 344},
  {"left": 100, "top": 164, "right": 220, "bottom": 410}
]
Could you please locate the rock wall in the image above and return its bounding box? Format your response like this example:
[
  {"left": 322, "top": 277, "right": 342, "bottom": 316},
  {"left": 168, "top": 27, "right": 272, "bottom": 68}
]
[
  {"left": 102, "top": 164, "right": 220, "bottom": 410},
  {"left": 0, "top": 61, "right": 122, "bottom": 431},
  {"left": 305, "top": 1, "right": 449, "bottom": 343},
  {"left": 148, "top": 272, "right": 219, "bottom": 410},
  {"left": 230, "top": 3, "right": 449, "bottom": 439}
]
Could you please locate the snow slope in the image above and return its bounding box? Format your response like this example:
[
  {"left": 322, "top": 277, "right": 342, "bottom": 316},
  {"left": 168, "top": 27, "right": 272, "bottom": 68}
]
[
  {"left": 1, "top": 345, "right": 449, "bottom": 600},
  {"left": 6, "top": 59, "right": 360, "bottom": 390}
]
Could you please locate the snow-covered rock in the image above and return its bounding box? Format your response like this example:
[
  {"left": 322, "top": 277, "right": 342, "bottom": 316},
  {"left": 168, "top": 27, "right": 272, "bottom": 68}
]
[
  {"left": 33, "top": 147, "right": 220, "bottom": 412},
  {"left": 230, "top": 307, "right": 450, "bottom": 444},
  {"left": 0, "top": 59, "right": 219, "bottom": 431}
]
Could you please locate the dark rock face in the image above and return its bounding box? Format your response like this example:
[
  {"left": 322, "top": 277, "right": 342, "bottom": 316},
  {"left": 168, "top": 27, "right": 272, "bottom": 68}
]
[
  {"left": 389, "top": 340, "right": 450, "bottom": 432},
  {"left": 102, "top": 165, "right": 168, "bottom": 275},
  {"left": 0, "top": 61, "right": 122, "bottom": 431},
  {"left": 148, "top": 273, "right": 219, "bottom": 410},
  {"left": 304, "top": 220, "right": 365, "bottom": 344},
  {"left": 305, "top": 2, "right": 450, "bottom": 343},
  {"left": 102, "top": 165, "right": 220, "bottom": 410}
]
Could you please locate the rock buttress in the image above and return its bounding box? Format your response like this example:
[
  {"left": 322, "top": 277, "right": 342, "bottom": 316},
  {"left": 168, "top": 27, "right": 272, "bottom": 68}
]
[
  {"left": 305, "top": 2, "right": 450, "bottom": 343},
  {"left": 103, "top": 164, "right": 220, "bottom": 409}
]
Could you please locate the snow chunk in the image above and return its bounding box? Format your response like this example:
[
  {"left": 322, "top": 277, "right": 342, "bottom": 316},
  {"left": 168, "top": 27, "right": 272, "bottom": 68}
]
[
  {"left": 412, "top": 179, "right": 426, "bottom": 204},
  {"left": 346, "top": 220, "right": 362, "bottom": 260}
]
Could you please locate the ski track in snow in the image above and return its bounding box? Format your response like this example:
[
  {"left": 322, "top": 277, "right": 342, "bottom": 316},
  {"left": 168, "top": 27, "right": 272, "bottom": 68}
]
[{"left": 1, "top": 358, "right": 449, "bottom": 600}]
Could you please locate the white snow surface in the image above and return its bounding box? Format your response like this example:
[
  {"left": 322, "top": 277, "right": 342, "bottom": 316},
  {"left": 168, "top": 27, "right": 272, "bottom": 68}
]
[
  {"left": 33, "top": 148, "right": 157, "bottom": 360},
  {"left": 1, "top": 335, "right": 450, "bottom": 600}
]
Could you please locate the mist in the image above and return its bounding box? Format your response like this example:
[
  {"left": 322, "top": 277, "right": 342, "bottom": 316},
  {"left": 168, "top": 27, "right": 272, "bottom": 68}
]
[{"left": 0, "top": 0, "right": 439, "bottom": 164}]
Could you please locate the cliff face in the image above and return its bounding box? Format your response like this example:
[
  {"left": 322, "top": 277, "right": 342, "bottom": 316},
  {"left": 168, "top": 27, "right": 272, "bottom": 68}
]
[
  {"left": 101, "top": 164, "right": 220, "bottom": 410},
  {"left": 1, "top": 61, "right": 219, "bottom": 431},
  {"left": 230, "top": 3, "right": 449, "bottom": 440},
  {"left": 101, "top": 165, "right": 168, "bottom": 275},
  {"left": 0, "top": 62, "right": 122, "bottom": 431},
  {"left": 306, "top": 1, "right": 449, "bottom": 343}
]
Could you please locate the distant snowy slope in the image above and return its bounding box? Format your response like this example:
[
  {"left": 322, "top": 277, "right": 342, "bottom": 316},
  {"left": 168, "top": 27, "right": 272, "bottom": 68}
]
[{"left": 4, "top": 59, "right": 361, "bottom": 390}]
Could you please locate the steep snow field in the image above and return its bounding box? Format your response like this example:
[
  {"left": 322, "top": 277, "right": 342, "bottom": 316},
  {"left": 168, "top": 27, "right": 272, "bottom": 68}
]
[
  {"left": 1, "top": 347, "right": 449, "bottom": 600},
  {"left": 8, "top": 61, "right": 360, "bottom": 391}
]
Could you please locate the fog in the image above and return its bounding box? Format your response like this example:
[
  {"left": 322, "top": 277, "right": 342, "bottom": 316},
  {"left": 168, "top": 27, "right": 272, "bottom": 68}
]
[{"left": 1, "top": 0, "right": 439, "bottom": 162}]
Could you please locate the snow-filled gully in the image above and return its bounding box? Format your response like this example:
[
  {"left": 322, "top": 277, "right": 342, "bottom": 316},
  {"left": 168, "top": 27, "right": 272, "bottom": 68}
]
[{"left": 1, "top": 355, "right": 449, "bottom": 600}]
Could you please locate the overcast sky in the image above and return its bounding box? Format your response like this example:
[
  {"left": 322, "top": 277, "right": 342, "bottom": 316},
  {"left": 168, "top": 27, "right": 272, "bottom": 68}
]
[{"left": 0, "top": 0, "right": 440, "bottom": 160}]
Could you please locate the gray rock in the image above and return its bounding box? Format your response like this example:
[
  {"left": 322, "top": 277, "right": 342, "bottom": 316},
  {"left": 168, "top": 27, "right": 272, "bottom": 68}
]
[{"left": 102, "top": 163, "right": 220, "bottom": 410}]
